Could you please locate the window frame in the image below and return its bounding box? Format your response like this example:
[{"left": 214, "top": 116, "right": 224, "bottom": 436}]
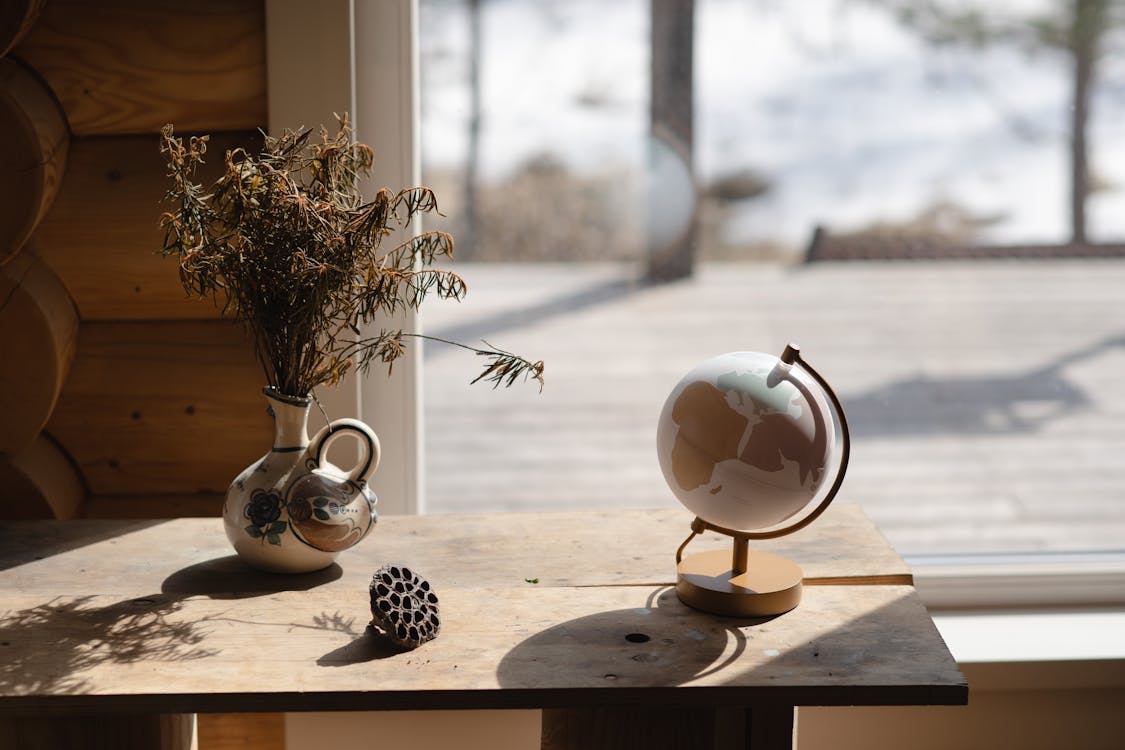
[
  {"left": 265, "top": 0, "right": 423, "bottom": 515},
  {"left": 910, "top": 550, "right": 1125, "bottom": 611}
]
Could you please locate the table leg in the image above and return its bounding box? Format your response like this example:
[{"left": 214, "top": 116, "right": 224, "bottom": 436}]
[
  {"left": 541, "top": 705, "right": 795, "bottom": 750},
  {"left": 0, "top": 713, "right": 195, "bottom": 749},
  {"left": 749, "top": 706, "right": 796, "bottom": 749}
]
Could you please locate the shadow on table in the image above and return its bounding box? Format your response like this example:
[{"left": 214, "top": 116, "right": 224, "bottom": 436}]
[
  {"left": 159, "top": 555, "right": 404, "bottom": 666},
  {"left": 0, "top": 593, "right": 217, "bottom": 696},
  {"left": 0, "top": 520, "right": 165, "bottom": 573},
  {"left": 495, "top": 586, "right": 966, "bottom": 708},
  {"left": 317, "top": 625, "right": 405, "bottom": 666},
  {"left": 496, "top": 587, "right": 769, "bottom": 695},
  {"left": 161, "top": 554, "right": 342, "bottom": 599},
  {"left": 0, "top": 540, "right": 335, "bottom": 696},
  {"left": 704, "top": 589, "right": 968, "bottom": 707}
]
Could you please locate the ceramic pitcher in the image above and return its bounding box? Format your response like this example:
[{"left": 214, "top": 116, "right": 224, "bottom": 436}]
[{"left": 223, "top": 388, "right": 380, "bottom": 573}]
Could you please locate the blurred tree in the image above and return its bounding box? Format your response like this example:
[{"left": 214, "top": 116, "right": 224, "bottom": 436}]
[
  {"left": 647, "top": 0, "right": 697, "bottom": 280},
  {"left": 877, "top": 0, "right": 1118, "bottom": 246},
  {"left": 464, "top": 0, "right": 483, "bottom": 260}
]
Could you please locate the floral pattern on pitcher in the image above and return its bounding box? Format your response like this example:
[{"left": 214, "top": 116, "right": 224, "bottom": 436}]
[{"left": 243, "top": 488, "right": 288, "bottom": 545}]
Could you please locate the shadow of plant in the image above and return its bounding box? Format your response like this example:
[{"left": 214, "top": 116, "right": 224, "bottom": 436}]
[
  {"left": 311, "top": 611, "right": 360, "bottom": 636},
  {"left": 0, "top": 594, "right": 216, "bottom": 695}
]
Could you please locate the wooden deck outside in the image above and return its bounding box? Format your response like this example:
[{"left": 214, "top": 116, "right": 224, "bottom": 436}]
[{"left": 422, "top": 260, "right": 1125, "bottom": 555}]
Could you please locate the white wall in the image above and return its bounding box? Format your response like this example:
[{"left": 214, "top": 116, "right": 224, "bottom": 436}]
[{"left": 800, "top": 661, "right": 1125, "bottom": 750}]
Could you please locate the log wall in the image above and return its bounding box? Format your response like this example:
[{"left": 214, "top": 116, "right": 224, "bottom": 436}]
[
  {"left": 3, "top": 0, "right": 272, "bottom": 521},
  {"left": 4, "top": 2, "right": 276, "bottom": 745}
]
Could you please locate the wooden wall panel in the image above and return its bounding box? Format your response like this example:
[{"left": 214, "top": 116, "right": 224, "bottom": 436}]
[
  {"left": 0, "top": 433, "right": 84, "bottom": 520},
  {"left": 0, "top": 58, "right": 68, "bottom": 264},
  {"left": 0, "top": 714, "right": 195, "bottom": 750},
  {"left": 29, "top": 131, "right": 260, "bottom": 321},
  {"left": 82, "top": 492, "right": 223, "bottom": 519},
  {"left": 197, "top": 713, "right": 285, "bottom": 750},
  {"left": 12, "top": 0, "right": 265, "bottom": 136},
  {"left": 0, "top": 0, "right": 43, "bottom": 57},
  {"left": 0, "top": 251, "right": 78, "bottom": 456},
  {"left": 46, "top": 320, "right": 273, "bottom": 497}
]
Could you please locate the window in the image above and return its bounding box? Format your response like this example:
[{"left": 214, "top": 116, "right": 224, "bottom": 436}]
[{"left": 417, "top": 0, "right": 1125, "bottom": 583}]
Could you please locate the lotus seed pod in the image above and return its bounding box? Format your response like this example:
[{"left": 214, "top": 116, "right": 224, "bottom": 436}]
[{"left": 369, "top": 564, "right": 441, "bottom": 649}]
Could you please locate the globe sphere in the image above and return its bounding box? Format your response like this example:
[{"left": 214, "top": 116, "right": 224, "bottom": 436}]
[{"left": 657, "top": 351, "right": 837, "bottom": 531}]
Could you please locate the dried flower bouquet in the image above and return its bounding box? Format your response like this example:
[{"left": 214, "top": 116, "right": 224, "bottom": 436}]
[{"left": 159, "top": 116, "right": 542, "bottom": 400}]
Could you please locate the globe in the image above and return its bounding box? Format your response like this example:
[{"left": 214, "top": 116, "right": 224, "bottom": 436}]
[{"left": 657, "top": 350, "right": 838, "bottom": 532}]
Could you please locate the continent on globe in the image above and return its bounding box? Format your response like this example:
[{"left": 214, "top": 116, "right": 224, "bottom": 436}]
[
  {"left": 741, "top": 411, "right": 826, "bottom": 487},
  {"left": 669, "top": 370, "right": 827, "bottom": 495},
  {"left": 716, "top": 370, "right": 793, "bottom": 414},
  {"left": 668, "top": 380, "right": 747, "bottom": 492}
]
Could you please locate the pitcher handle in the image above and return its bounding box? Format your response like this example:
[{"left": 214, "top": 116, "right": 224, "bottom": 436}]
[{"left": 307, "top": 418, "right": 381, "bottom": 484}]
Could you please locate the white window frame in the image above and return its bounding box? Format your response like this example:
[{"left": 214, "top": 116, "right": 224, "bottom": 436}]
[
  {"left": 910, "top": 550, "right": 1125, "bottom": 613},
  {"left": 265, "top": 0, "right": 423, "bottom": 515}
]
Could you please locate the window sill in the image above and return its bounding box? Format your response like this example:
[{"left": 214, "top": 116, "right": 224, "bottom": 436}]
[
  {"left": 933, "top": 609, "right": 1125, "bottom": 668},
  {"left": 909, "top": 550, "right": 1125, "bottom": 610},
  {"left": 906, "top": 551, "right": 1125, "bottom": 672}
]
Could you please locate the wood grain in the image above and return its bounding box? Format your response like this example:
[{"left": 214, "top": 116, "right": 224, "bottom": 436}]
[
  {"left": 365, "top": 503, "right": 913, "bottom": 588},
  {"left": 46, "top": 320, "right": 272, "bottom": 496},
  {"left": 0, "top": 251, "right": 78, "bottom": 456},
  {"left": 81, "top": 492, "right": 223, "bottom": 519},
  {"left": 0, "top": 58, "right": 68, "bottom": 264},
  {"left": 196, "top": 713, "right": 283, "bottom": 750},
  {"left": 29, "top": 131, "right": 261, "bottom": 321},
  {"left": 541, "top": 705, "right": 794, "bottom": 750},
  {"left": 0, "top": 508, "right": 964, "bottom": 749},
  {"left": 0, "top": 0, "right": 44, "bottom": 57},
  {"left": 11, "top": 0, "right": 265, "bottom": 136},
  {"left": 0, "top": 506, "right": 910, "bottom": 593},
  {"left": 0, "top": 713, "right": 193, "bottom": 750},
  {"left": 0, "top": 434, "right": 84, "bottom": 521},
  {"left": 0, "top": 584, "right": 964, "bottom": 714},
  {"left": 541, "top": 706, "right": 741, "bottom": 750}
]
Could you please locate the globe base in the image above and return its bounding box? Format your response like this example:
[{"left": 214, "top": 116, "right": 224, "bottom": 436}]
[{"left": 676, "top": 549, "right": 802, "bottom": 617}]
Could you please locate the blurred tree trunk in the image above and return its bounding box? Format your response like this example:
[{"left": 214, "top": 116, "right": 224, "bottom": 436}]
[
  {"left": 646, "top": 0, "right": 696, "bottom": 281},
  {"left": 1068, "top": 0, "right": 1106, "bottom": 246},
  {"left": 878, "top": 0, "right": 1113, "bottom": 249},
  {"left": 464, "top": 0, "right": 482, "bottom": 259}
]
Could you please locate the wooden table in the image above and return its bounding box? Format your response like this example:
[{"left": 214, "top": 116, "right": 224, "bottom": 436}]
[{"left": 0, "top": 505, "right": 966, "bottom": 749}]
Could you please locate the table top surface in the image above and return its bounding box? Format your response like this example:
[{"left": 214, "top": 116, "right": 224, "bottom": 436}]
[{"left": 0, "top": 505, "right": 966, "bottom": 714}]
